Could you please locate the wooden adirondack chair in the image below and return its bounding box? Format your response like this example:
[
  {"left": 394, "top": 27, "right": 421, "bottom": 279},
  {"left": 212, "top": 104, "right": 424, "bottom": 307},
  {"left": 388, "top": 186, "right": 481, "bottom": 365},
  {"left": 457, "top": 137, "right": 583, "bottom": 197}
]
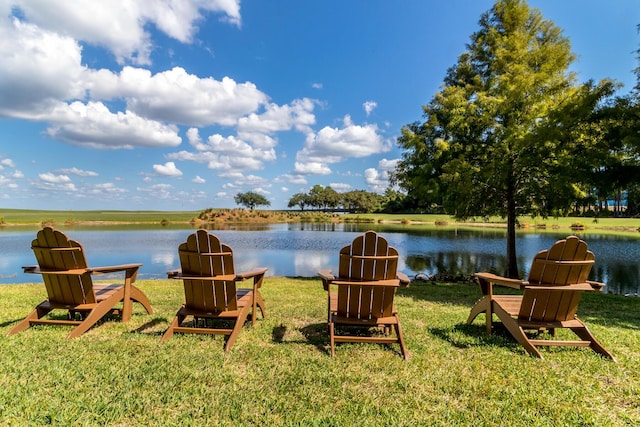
[
  {"left": 318, "top": 231, "right": 410, "bottom": 359},
  {"left": 8, "top": 227, "right": 153, "bottom": 338},
  {"left": 160, "top": 230, "right": 267, "bottom": 351},
  {"left": 467, "top": 236, "right": 614, "bottom": 359},
  {"left": 491, "top": 282, "right": 615, "bottom": 360}
]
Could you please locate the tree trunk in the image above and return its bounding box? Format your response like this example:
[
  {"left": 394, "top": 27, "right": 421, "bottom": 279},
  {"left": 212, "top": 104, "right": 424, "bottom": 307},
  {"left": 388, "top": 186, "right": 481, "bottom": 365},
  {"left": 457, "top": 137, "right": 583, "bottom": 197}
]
[{"left": 505, "top": 175, "right": 519, "bottom": 278}]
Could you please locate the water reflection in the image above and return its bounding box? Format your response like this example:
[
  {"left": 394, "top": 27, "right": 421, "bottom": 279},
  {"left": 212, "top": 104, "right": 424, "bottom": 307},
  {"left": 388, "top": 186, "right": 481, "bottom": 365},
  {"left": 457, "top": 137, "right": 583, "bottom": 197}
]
[{"left": 0, "top": 223, "right": 638, "bottom": 295}]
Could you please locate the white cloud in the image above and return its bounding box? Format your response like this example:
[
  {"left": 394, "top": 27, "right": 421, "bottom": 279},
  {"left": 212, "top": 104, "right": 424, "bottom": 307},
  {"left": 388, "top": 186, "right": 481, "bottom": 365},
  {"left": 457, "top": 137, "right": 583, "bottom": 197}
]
[
  {"left": 0, "top": 5, "right": 250, "bottom": 150},
  {"left": 294, "top": 162, "right": 331, "bottom": 175},
  {"left": 193, "top": 175, "right": 206, "bottom": 184},
  {"left": 170, "top": 130, "right": 276, "bottom": 172},
  {"left": 39, "top": 172, "right": 71, "bottom": 183},
  {"left": 329, "top": 182, "right": 351, "bottom": 192},
  {"left": 362, "top": 158, "right": 400, "bottom": 193},
  {"left": 55, "top": 167, "right": 99, "bottom": 177},
  {"left": 153, "top": 162, "right": 183, "bottom": 177},
  {"left": 311, "top": 82, "right": 323, "bottom": 89},
  {"left": 0, "top": 18, "right": 86, "bottom": 116},
  {"left": 137, "top": 183, "right": 174, "bottom": 199},
  {"left": 378, "top": 158, "right": 399, "bottom": 170},
  {"left": 363, "top": 101, "right": 377, "bottom": 116},
  {"left": 280, "top": 174, "right": 307, "bottom": 185},
  {"left": 43, "top": 101, "right": 182, "bottom": 149},
  {"left": 237, "top": 98, "right": 316, "bottom": 141},
  {"left": 9, "top": 0, "right": 241, "bottom": 65},
  {"left": 89, "top": 67, "right": 268, "bottom": 127},
  {"left": 294, "top": 115, "right": 391, "bottom": 174},
  {"left": 0, "top": 159, "right": 16, "bottom": 168},
  {"left": 364, "top": 167, "right": 391, "bottom": 193}
]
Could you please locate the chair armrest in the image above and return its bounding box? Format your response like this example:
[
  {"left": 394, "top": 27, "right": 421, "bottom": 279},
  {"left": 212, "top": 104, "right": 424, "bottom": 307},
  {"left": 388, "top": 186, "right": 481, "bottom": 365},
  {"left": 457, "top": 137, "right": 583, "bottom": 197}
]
[
  {"left": 587, "top": 280, "right": 606, "bottom": 292},
  {"left": 22, "top": 266, "right": 88, "bottom": 275},
  {"left": 523, "top": 282, "right": 596, "bottom": 292},
  {"left": 318, "top": 270, "right": 335, "bottom": 291},
  {"left": 331, "top": 279, "right": 401, "bottom": 287},
  {"left": 397, "top": 271, "right": 410, "bottom": 287},
  {"left": 88, "top": 264, "right": 142, "bottom": 275},
  {"left": 317, "top": 270, "right": 335, "bottom": 281},
  {"left": 236, "top": 268, "right": 268, "bottom": 281},
  {"left": 167, "top": 269, "right": 182, "bottom": 279},
  {"left": 474, "top": 272, "right": 527, "bottom": 289},
  {"left": 166, "top": 272, "right": 237, "bottom": 281}
]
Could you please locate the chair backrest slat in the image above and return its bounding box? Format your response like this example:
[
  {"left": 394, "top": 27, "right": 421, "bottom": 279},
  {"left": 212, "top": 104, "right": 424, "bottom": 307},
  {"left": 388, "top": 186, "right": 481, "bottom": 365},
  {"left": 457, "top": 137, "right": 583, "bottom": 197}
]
[
  {"left": 519, "top": 288, "right": 583, "bottom": 322},
  {"left": 31, "top": 227, "right": 95, "bottom": 305},
  {"left": 335, "top": 231, "right": 400, "bottom": 321},
  {"left": 528, "top": 236, "right": 594, "bottom": 286},
  {"left": 179, "top": 230, "right": 237, "bottom": 313}
]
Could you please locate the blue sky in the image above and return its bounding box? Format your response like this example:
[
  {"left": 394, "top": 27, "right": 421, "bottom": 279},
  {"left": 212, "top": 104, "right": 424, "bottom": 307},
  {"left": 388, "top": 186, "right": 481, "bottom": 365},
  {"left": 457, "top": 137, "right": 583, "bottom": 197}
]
[{"left": 0, "top": 0, "right": 638, "bottom": 211}]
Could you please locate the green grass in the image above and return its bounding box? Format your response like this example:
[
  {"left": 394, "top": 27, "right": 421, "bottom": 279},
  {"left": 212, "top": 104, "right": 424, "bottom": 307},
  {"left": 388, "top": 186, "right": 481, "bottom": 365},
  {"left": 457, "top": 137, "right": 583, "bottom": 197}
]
[
  {"left": 0, "top": 209, "right": 199, "bottom": 225},
  {"left": 1, "top": 277, "right": 639, "bottom": 426},
  {"left": 2, "top": 209, "right": 640, "bottom": 234}
]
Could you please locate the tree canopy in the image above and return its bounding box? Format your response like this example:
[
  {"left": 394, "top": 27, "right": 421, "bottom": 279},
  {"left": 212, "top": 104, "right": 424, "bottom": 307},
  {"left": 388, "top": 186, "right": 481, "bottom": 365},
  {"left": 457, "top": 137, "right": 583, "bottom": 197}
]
[
  {"left": 392, "top": 0, "right": 617, "bottom": 277},
  {"left": 234, "top": 191, "right": 271, "bottom": 210}
]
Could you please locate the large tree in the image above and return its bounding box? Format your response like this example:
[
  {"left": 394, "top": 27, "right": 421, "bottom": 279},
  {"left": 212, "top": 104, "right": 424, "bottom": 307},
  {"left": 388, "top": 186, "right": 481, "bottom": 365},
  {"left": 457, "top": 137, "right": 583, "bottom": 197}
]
[
  {"left": 393, "top": 0, "right": 615, "bottom": 277},
  {"left": 234, "top": 191, "right": 270, "bottom": 210}
]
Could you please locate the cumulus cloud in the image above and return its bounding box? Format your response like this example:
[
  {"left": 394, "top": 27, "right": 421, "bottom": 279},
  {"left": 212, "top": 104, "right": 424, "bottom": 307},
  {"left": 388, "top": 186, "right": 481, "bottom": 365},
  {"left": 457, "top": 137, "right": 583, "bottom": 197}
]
[
  {"left": 0, "top": 159, "right": 16, "bottom": 169},
  {"left": 9, "top": 0, "right": 241, "bottom": 65},
  {"left": 294, "top": 115, "right": 391, "bottom": 175},
  {"left": 170, "top": 128, "right": 277, "bottom": 172},
  {"left": 294, "top": 162, "right": 331, "bottom": 176},
  {"left": 237, "top": 98, "right": 316, "bottom": 145},
  {"left": 364, "top": 158, "right": 400, "bottom": 193},
  {"left": 39, "top": 172, "right": 71, "bottom": 183},
  {"left": 153, "top": 162, "right": 183, "bottom": 177},
  {"left": 193, "top": 175, "right": 206, "bottom": 184},
  {"left": 89, "top": 67, "right": 268, "bottom": 127},
  {"left": 45, "top": 101, "right": 182, "bottom": 149},
  {"left": 329, "top": 182, "right": 351, "bottom": 192},
  {"left": 0, "top": 18, "right": 86, "bottom": 116},
  {"left": 0, "top": 3, "right": 250, "bottom": 150},
  {"left": 54, "top": 167, "right": 99, "bottom": 177},
  {"left": 363, "top": 101, "right": 377, "bottom": 116}
]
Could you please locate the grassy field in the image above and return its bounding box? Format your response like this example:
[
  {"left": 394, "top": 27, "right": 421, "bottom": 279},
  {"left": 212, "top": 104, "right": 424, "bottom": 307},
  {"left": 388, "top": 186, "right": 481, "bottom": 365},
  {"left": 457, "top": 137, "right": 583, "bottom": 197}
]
[
  {"left": 0, "top": 209, "right": 199, "bottom": 225},
  {"left": 1, "top": 277, "right": 639, "bottom": 426},
  {"left": 1, "top": 208, "right": 640, "bottom": 234}
]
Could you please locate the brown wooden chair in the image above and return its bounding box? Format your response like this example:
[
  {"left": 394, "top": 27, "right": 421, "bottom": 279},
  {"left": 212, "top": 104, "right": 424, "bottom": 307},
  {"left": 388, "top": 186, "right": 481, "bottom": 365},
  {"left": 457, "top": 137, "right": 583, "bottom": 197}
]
[
  {"left": 160, "top": 230, "right": 266, "bottom": 351},
  {"left": 8, "top": 227, "right": 153, "bottom": 338},
  {"left": 318, "top": 231, "right": 410, "bottom": 359},
  {"left": 468, "top": 236, "right": 614, "bottom": 359}
]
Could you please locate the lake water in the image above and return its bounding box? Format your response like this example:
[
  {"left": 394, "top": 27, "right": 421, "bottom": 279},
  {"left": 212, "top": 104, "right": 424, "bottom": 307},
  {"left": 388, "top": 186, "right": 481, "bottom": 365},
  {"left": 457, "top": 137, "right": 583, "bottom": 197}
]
[{"left": 1, "top": 223, "right": 639, "bottom": 295}]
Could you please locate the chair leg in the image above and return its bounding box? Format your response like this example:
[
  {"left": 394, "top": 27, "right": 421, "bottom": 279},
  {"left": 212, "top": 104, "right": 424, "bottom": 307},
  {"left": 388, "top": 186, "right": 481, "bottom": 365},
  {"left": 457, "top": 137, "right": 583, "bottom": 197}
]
[
  {"left": 571, "top": 325, "right": 616, "bottom": 361},
  {"left": 160, "top": 312, "right": 185, "bottom": 343},
  {"left": 224, "top": 305, "right": 251, "bottom": 352},
  {"left": 394, "top": 316, "right": 409, "bottom": 360},
  {"left": 7, "top": 304, "right": 52, "bottom": 335},
  {"left": 493, "top": 303, "right": 543, "bottom": 358},
  {"left": 329, "top": 321, "right": 336, "bottom": 358},
  {"left": 67, "top": 291, "right": 123, "bottom": 338},
  {"left": 130, "top": 285, "right": 153, "bottom": 314}
]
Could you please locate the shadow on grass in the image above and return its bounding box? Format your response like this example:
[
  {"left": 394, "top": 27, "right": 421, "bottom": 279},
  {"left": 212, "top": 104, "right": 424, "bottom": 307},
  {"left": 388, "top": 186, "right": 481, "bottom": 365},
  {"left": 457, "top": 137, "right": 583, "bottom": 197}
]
[
  {"left": 131, "top": 317, "right": 167, "bottom": 335},
  {"left": 274, "top": 323, "right": 407, "bottom": 358},
  {"left": 0, "top": 318, "right": 24, "bottom": 328},
  {"left": 271, "top": 323, "right": 329, "bottom": 355},
  {"left": 401, "top": 280, "right": 640, "bottom": 330},
  {"left": 429, "top": 323, "right": 519, "bottom": 352}
]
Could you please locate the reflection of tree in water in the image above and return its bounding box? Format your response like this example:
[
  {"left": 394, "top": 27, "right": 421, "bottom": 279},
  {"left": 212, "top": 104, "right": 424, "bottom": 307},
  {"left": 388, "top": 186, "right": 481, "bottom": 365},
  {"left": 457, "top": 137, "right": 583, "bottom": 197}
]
[
  {"left": 592, "top": 264, "right": 640, "bottom": 296},
  {"left": 405, "top": 252, "right": 529, "bottom": 279},
  {"left": 294, "top": 223, "right": 339, "bottom": 232}
]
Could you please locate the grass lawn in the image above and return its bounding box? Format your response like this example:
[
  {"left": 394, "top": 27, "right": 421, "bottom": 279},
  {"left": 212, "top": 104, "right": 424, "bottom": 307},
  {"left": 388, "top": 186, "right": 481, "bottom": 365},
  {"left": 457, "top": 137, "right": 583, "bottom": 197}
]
[{"left": 1, "top": 277, "right": 639, "bottom": 426}]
